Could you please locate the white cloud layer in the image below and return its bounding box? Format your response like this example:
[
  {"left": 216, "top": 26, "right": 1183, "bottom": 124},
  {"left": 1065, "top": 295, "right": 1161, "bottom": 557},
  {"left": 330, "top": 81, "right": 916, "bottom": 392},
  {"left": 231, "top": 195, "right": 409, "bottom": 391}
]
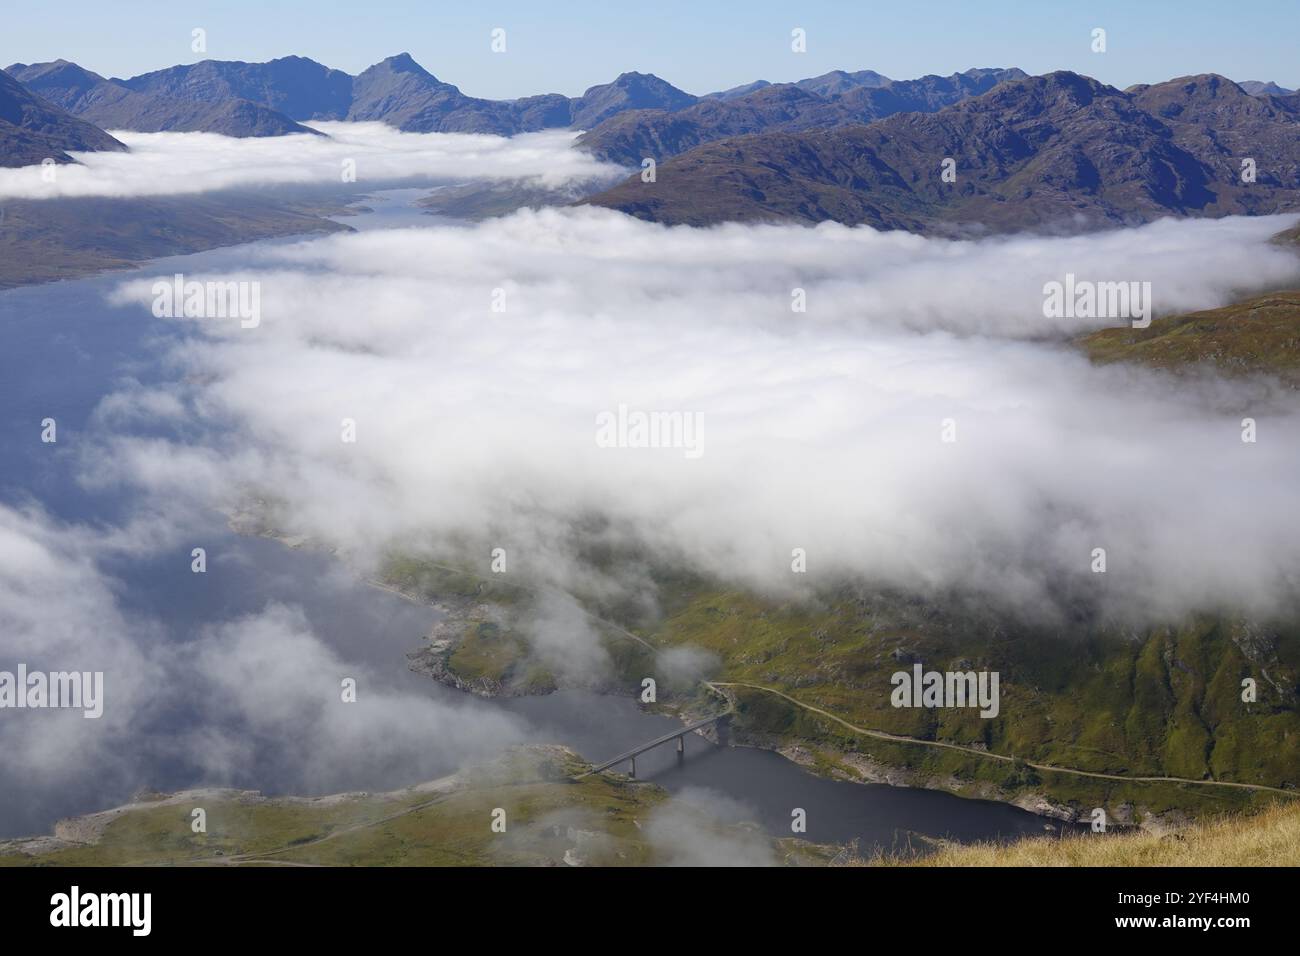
[
  {"left": 0, "top": 503, "right": 527, "bottom": 836},
  {"left": 93, "top": 208, "right": 1300, "bottom": 625},
  {"left": 0, "top": 122, "right": 623, "bottom": 200}
]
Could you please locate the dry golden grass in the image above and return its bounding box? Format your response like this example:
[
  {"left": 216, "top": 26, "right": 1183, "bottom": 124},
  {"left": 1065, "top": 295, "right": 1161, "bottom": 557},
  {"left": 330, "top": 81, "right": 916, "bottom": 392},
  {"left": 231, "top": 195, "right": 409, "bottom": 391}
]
[{"left": 863, "top": 801, "right": 1300, "bottom": 867}]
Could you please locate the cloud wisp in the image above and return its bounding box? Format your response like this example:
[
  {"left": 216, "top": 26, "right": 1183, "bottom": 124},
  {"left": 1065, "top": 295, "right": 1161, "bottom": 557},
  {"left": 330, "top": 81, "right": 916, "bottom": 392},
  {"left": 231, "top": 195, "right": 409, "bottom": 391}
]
[
  {"left": 0, "top": 123, "right": 624, "bottom": 200},
  {"left": 0, "top": 502, "right": 529, "bottom": 838}
]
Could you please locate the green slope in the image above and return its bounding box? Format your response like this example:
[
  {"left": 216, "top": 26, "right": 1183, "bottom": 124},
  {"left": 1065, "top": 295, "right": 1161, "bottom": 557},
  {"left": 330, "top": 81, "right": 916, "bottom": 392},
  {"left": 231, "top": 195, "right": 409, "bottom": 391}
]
[{"left": 1078, "top": 289, "right": 1300, "bottom": 384}]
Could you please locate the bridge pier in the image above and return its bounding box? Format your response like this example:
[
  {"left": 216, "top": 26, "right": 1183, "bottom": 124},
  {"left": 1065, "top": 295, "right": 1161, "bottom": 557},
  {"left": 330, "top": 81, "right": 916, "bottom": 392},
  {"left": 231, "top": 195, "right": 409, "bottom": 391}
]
[{"left": 580, "top": 712, "right": 728, "bottom": 780}]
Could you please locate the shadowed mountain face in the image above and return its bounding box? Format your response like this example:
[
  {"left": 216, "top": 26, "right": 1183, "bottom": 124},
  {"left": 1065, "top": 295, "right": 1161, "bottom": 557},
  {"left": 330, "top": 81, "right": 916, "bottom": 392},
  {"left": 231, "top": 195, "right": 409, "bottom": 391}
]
[
  {"left": 120, "top": 55, "right": 355, "bottom": 120},
  {"left": 0, "top": 67, "right": 125, "bottom": 166},
  {"left": 584, "top": 72, "right": 1300, "bottom": 234},
  {"left": 1128, "top": 74, "right": 1300, "bottom": 195},
  {"left": 577, "top": 67, "right": 1028, "bottom": 165},
  {"left": 6, "top": 60, "right": 318, "bottom": 137}
]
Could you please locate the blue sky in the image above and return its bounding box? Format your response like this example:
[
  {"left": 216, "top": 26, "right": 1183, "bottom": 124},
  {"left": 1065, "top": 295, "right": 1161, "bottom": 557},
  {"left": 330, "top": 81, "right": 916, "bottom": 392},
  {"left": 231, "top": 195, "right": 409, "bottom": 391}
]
[{"left": 4, "top": 0, "right": 1297, "bottom": 98}]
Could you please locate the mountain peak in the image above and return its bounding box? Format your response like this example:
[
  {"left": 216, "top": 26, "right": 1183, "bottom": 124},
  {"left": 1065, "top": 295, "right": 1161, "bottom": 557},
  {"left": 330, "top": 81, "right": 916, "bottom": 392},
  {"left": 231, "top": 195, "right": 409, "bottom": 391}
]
[
  {"left": 992, "top": 70, "right": 1119, "bottom": 108},
  {"left": 1157, "top": 73, "right": 1248, "bottom": 95},
  {"left": 377, "top": 52, "right": 431, "bottom": 76},
  {"left": 5, "top": 59, "right": 112, "bottom": 112},
  {"left": 569, "top": 72, "right": 696, "bottom": 128},
  {"left": 1038, "top": 70, "right": 1110, "bottom": 90},
  {"left": 795, "top": 68, "right": 891, "bottom": 96},
  {"left": 7, "top": 59, "right": 104, "bottom": 83},
  {"left": 602, "top": 71, "right": 686, "bottom": 94},
  {"left": 962, "top": 66, "right": 1027, "bottom": 81}
]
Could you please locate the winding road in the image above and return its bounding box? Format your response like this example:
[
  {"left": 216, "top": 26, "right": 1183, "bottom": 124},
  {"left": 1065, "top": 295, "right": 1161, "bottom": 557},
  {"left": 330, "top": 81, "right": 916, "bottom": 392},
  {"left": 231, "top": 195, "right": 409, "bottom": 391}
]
[{"left": 707, "top": 680, "right": 1298, "bottom": 797}]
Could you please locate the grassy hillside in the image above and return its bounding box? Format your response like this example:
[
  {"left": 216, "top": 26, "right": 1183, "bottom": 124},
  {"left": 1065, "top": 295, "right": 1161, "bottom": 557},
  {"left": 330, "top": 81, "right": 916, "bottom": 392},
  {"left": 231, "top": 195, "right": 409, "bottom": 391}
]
[
  {"left": 0, "top": 744, "right": 836, "bottom": 867},
  {"left": 874, "top": 800, "right": 1300, "bottom": 866},
  {"left": 0, "top": 748, "right": 666, "bottom": 867},
  {"left": 1077, "top": 289, "right": 1300, "bottom": 384},
  {"left": 646, "top": 588, "right": 1299, "bottom": 819},
  {"left": 384, "top": 547, "right": 1300, "bottom": 823}
]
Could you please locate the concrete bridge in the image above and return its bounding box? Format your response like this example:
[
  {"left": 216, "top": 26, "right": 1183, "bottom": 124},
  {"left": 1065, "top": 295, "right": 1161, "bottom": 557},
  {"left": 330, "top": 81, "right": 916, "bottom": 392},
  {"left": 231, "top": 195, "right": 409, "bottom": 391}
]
[{"left": 578, "top": 713, "right": 728, "bottom": 779}]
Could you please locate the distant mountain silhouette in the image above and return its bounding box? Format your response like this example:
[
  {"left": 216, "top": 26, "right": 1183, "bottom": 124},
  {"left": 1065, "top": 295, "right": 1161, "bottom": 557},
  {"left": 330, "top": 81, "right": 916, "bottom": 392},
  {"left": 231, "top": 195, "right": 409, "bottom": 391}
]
[
  {"left": 347, "top": 55, "right": 698, "bottom": 133},
  {"left": 794, "top": 68, "right": 892, "bottom": 97},
  {"left": 6, "top": 60, "right": 317, "bottom": 136},
  {"left": 584, "top": 71, "right": 1300, "bottom": 234},
  {"left": 1239, "top": 80, "right": 1295, "bottom": 97},
  {"left": 0, "top": 54, "right": 1054, "bottom": 153},
  {"left": 703, "top": 79, "right": 774, "bottom": 101},
  {"left": 6, "top": 53, "right": 700, "bottom": 137},
  {"left": 3, "top": 53, "right": 1025, "bottom": 145},
  {"left": 704, "top": 69, "right": 894, "bottom": 101},
  {"left": 0, "top": 67, "right": 125, "bottom": 167}
]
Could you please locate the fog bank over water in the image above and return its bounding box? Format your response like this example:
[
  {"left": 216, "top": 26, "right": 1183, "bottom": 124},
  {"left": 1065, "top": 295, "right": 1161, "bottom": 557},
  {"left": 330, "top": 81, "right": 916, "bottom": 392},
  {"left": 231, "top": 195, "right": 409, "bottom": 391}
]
[
  {"left": 0, "top": 124, "right": 623, "bottom": 200},
  {"left": 92, "top": 208, "right": 1300, "bottom": 631}
]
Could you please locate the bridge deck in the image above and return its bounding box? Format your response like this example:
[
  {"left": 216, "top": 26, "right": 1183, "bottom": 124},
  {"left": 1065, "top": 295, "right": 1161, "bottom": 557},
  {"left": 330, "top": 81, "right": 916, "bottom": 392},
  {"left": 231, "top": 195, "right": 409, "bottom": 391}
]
[{"left": 579, "top": 714, "right": 726, "bottom": 777}]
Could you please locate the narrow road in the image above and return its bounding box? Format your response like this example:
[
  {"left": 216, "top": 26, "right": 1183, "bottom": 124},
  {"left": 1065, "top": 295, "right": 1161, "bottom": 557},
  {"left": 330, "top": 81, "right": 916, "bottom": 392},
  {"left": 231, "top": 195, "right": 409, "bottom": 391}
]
[{"left": 710, "top": 680, "right": 1298, "bottom": 797}]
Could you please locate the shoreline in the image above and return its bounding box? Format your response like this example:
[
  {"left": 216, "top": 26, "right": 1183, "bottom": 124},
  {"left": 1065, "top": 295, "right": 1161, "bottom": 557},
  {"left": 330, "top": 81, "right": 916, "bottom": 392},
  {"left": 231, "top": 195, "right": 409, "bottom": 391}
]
[
  {"left": 369, "top": 561, "right": 1260, "bottom": 833},
  {"left": 227, "top": 515, "right": 1286, "bottom": 834}
]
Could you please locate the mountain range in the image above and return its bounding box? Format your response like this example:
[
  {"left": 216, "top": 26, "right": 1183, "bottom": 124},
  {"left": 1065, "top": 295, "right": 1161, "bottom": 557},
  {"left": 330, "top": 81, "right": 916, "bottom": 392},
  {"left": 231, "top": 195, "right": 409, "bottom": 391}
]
[
  {"left": 577, "top": 67, "right": 1030, "bottom": 165},
  {"left": 584, "top": 71, "right": 1300, "bottom": 234},
  {"left": 705, "top": 68, "right": 891, "bottom": 100},
  {"left": 5, "top": 59, "right": 324, "bottom": 137},
  {"left": 2, "top": 52, "right": 1294, "bottom": 150},
  {"left": 3, "top": 52, "right": 1299, "bottom": 237},
  {"left": 3, "top": 53, "right": 702, "bottom": 138},
  {"left": 3, "top": 54, "right": 1037, "bottom": 151}
]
